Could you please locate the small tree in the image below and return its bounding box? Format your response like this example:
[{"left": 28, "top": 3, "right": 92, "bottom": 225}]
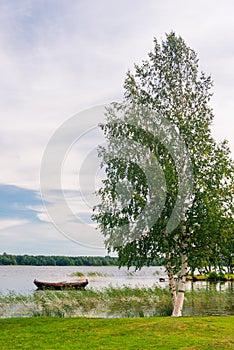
[{"left": 93, "top": 33, "right": 234, "bottom": 316}]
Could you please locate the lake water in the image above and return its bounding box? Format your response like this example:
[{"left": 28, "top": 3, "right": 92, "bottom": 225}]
[
  {"left": 0, "top": 265, "right": 166, "bottom": 294},
  {"left": 0, "top": 266, "right": 233, "bottom": 318},
  {"left": 0, "top": 265, "right": 232, "bottom": 294}
]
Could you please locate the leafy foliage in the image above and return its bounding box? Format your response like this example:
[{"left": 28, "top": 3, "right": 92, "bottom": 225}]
[{"left": 93, "top": 32, "right": 234, "bottom": 275}]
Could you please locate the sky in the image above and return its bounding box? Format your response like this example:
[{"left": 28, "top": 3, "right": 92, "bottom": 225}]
[{"left": 0, "top": 0, "right": 234, "bottom": 256}]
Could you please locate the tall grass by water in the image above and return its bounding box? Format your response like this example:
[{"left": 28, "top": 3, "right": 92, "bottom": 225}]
[
  {"left": 71, "top": 271, "right": 109, "bottom": 278},
  {"left": 0, "top": 285, "right": 233, "bottom": 318}
]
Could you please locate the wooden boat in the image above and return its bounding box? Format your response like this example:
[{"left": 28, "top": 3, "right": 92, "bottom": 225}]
[{"left": 33, "top": 278, "right": 88, "bottom": 290}]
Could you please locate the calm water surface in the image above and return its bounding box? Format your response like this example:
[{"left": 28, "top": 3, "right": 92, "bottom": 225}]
[
  {"left": 0, "top": 265, "right": 165, "bottom": 294},
  {"left": 0, "top": 265, "right": 232, "bottom": 294}
]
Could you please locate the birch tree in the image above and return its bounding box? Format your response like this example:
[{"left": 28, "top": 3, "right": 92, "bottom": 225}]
[{"left": 93, "top": 33, "right": 234, "bottom": 316}]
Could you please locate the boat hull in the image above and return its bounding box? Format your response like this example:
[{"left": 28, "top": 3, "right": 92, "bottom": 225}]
[{"left": 33, "top": 278, "right": 88, "bottom": 290}]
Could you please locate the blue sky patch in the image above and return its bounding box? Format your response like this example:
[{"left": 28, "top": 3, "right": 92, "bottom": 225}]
[{"left": 0, "top": 184, "right": 42, "bottom": 222}]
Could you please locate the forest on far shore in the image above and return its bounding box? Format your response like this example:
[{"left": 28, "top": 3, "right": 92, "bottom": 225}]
[{"left": 0, "top": 252, "right": 164, "bottom": 266}]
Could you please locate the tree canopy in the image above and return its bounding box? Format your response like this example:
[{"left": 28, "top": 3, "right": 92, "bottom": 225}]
[{"left": 93, "top": 32, "right": 234, "bottom": 316}]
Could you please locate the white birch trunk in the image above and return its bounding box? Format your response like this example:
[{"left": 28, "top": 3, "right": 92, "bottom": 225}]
[
  {"left": 166, "top": 253, "right": 177, "bottom": 306},
  {"left": 171, "top": 213, "right": 188, "bottom": 317},
  {"left": 172, "top": 252, "right": 188, "bottom": 317}
]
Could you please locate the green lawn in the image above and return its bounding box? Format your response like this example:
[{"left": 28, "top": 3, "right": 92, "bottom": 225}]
[{"left": 0, "top": 316, "right": 233, "bottom": 349}]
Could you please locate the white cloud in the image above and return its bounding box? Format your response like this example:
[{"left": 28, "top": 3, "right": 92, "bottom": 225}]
[
  {"left": 0, "top": 219, "right": 29, "bottom": 230},
  {"left": 0, "top": 218, "right": 106, "bottom": 256}
]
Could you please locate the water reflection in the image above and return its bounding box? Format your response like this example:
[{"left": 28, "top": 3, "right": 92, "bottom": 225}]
[{"left": 186, "top": 280, "right": 234, "bottom": 292}]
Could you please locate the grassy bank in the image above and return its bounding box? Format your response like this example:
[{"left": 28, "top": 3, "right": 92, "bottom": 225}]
[{"left": 0, "top": 316, "right": 233, "bottom": 349}]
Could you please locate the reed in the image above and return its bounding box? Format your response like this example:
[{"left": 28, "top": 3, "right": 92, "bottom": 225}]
[
  {"left": 0, "top": 286, "right": 233, "bottom": 318},
  {"left": 70, "top": 271, "right": 109, "bottom": 278},
  {"left": 70, "top": 271, "right": 85, "bottom": 277},
  {"left": 86, "top": 271, "right": 108, "bottom": 277}
]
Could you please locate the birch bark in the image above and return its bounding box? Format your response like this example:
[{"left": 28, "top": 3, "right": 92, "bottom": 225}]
[
  {"left": 172, "top": 251, "right": 188, "bottom": 317},
  {"left": 172, "top": 215, "right": 188, "bottom": 317},
  {"left": 166, "top": 253, "right": 177, "bottom": 306}
]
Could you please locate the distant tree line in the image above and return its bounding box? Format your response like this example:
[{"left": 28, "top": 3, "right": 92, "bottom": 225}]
[{"left": 0, "top": 253, "right": 164, "bottom": 266}]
